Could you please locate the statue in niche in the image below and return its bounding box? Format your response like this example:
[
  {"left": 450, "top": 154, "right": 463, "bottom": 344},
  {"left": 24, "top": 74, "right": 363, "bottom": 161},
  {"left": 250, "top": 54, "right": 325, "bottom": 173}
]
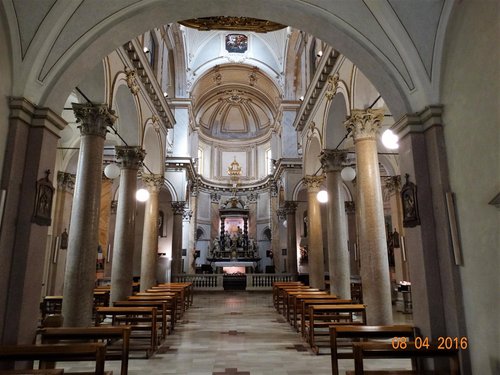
[{"left": 211, "top": 238, "right": 221, "bottom": 257}]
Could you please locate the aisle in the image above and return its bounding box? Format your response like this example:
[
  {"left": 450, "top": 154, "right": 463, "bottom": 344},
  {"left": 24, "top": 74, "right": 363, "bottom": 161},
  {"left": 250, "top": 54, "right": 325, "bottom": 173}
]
[{"left": 153, "top": 291, "right": 332, "bottom": 374}]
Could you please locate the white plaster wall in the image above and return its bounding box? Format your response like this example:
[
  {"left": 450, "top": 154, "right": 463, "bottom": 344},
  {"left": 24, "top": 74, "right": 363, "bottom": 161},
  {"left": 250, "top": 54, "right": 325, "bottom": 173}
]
[
  {"left": 172, "top": 107, "right": 189, "bottom": 157},
  {"left": 441, "top": 2, "right": 499, "bottom": 374},
  {"left": 282, "top": 110, "right": 300, "bottom": 158}
]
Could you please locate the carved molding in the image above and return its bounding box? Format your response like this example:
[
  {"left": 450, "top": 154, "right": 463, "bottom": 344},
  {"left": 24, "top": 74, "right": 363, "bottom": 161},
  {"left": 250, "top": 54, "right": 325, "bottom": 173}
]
[
  {"left": 183, "top": 209, "right": 193, "bottom": 222},
  {"left": 385, "top": 175, "right": 401, "bottom": 194},
  {"left": 125, "top": 67, "right": 140, "bottom": 95},
  {"left": 283, "top": 201, "right": 298, "bottom": 214},
  {"left": 325, "top": 73, "right": 339, "bottom": 101},
  {"left": 276, "top": 208, "right": 286, "bottom": 222},
  {"left": 72, "top": 103, "right": 117, "bottom": 138},
  {"left": 178, "top": 16, "right": 286, "bottom": 32},
  {"left": 345, "top": 108, "right": 384, "bottom": 141}
]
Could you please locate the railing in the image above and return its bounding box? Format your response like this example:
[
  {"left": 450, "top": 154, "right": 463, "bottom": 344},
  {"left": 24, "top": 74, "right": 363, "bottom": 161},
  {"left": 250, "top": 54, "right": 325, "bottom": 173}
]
[
  {"left": 246, "top": 274, "right": 298, "bottom": 290},
  {"left": 172, "top": 274, "right": 224, "bottom": 290}
]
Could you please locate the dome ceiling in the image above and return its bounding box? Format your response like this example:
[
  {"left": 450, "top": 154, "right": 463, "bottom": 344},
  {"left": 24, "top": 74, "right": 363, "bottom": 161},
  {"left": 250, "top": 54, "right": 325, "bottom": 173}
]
[{"left": 191, "top": 64, "right": 281, "bottom": 142}]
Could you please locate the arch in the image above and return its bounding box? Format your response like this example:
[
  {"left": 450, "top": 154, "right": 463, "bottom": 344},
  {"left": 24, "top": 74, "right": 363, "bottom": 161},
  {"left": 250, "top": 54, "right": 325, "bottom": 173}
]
[
  {"left": 26, "top": 0, "right": 438, "bottom": 118},
  {"left": 163, "top": 179, "right": 178, "bottom": 202},
  {"left": 323, "top": 91, "right": 349, "bottom": 150},
  {"left": 303, "top": 132, "right": 322, "bottom": 176},
  {"left": 142, "top": 118, "right": 164, "bottom": 175},
  {"left": 113, "top": 84, "right": 140, "bottom": 145}
]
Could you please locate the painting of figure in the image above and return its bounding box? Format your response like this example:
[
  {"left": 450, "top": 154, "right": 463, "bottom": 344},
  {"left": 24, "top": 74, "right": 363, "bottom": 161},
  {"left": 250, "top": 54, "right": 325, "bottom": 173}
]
[{"left": 225, "top": 34, "right": 248, "bottom": 53}]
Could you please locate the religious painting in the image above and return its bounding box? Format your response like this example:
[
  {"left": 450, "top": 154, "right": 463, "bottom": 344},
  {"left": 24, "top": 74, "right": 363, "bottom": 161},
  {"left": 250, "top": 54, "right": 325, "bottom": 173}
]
[
  {"left": 401, "top": 173, "right": 420, "bottom": 228},
  {"left": 225, "top": 34, "right": 248, "bottom": 53},
  {"left": 32, "top": 170, "right": 55, "bottom": 226}
]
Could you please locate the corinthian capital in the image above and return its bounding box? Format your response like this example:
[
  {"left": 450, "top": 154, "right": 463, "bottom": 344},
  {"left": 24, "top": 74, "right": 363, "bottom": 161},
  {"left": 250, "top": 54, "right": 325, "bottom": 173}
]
[
  {"left": 304, "top": 175, "right": 324, "bottom": 192},
  {"left": 345, "top": 108, "right": 384, "bottom": 141},
  {"left": 142, "top": 174, "right": 163, "bottom": 192},
  {"left": 320, "top": 149, "right": 347, "bottom": 173},
  {"left": 72, "top": 103, "right": 117, "bottom": 138},
  {"left": 115, "top": 146, "right": 145, "bottom": 170},
  {"left": 171, "top": 201, "right": 186, "bottom": 215}
]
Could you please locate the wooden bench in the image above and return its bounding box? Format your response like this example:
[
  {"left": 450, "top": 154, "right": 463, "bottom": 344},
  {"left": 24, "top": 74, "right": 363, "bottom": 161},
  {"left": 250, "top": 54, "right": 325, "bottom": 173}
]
[
  {"left": 40, "top": 326, "right": 131, "bottom": 375},
  {"left": 299, "top": 298, "right": 352, "bottom": 336},
  {"left": 127, "top": 295, "right": 179, "bottom": 322},
  {"left": 348, "top": 342, "right": 460, "bottom": 375},
  {"left": 276, "top": 287, "right": 319, "bottom": 315},
  {"left": 272, "top": 282, "right": 303, "bottom": 308},
  {"left": 329, "top": 325, "right": 417, "bottom": 375},
  {"left": 0, "top": 343, "right": 110, "bottom": 375},
  {"left": 94, "top": 307, "right": 157, "bottom": 358},
  {"left": 115, "top": 300, "right": 174, "bottom": 338},
  {"left": 285, "top": 291, "right": 329, "bottom": 324},
  {"left": 0, "top": 370, "right": 63, "bottom": 374},
  {"left": 306, "top": 304, "right": 367, "bottom": 354}
]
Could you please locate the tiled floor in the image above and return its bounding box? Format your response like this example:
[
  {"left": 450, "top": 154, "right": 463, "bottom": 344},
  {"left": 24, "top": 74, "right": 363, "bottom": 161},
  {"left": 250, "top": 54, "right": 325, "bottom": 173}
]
[{"left": 61, "top": 291, "right": 414, "bottom": 374}]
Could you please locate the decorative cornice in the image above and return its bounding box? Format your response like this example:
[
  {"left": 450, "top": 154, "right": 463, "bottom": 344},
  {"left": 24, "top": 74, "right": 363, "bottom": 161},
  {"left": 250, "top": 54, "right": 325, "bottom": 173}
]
[
  {"left": 345, "top": 108, "right": 384, "bottom": 141},
  {"left": 142, "top": 173, "right": 163, "bottom": 192},
  {"left": 72, "top": 103, "right": 117, "bottom": 138},
  {"left": 115, "top": 146, "right": 145, "bottom": 170},
  {"left": 320, "top": 149, "right": 347, "bottom": 172},
  {"left": 123, "top": 40, "right": 175, "bottom": 129},
  {"left": 171, "top": 201, "right": 186, "bottom": 215},
  {"left": 392, "top": 105, "right": 444, "bottom": 139},
  {"left": 293, "top": 47, "right": 339, "bottom": 131},
  {"left": 304, "top": 175, "right": 324, "bottom": 191}
]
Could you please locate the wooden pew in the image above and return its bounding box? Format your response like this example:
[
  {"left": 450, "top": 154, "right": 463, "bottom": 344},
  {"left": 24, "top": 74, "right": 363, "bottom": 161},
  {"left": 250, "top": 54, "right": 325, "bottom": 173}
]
[
  {"left": 127, "top": 295, "right": 179, "bottom": 322},
  {"left": 115, "top": 300, "right": 173, "bottom": 338},
  {"left": 0, "top": 343, "right": 109, "bottom": 375},
  {"left": 272, "top": 282, "right": 303, "bottom": 308},
  {"left": 299, "top": 298, "right": 352, "bottom": 336},
  {"left": 0, "top": 370, "right": 63, "bottom": 374},
  {"left": 94, "top": 307, "right": 157, "bottom": 358},
  {"left": 40, "top": 326, "right": 131, "bottom": 375},
  {"left": 329, "top": 325, "right": 417, "bottom": 375},
  {"left": 155, "top": 282, "right": 193, "bottom": 308},
  {"left": 283, "top": 289, "right": 328, "bottom": 323},
  {"left": 306, "top": 304, "right": 367, "bottom": 354},
  {"left": 348, "top": 342, "right": 460, "bottom": 375},
  {"left": 276, "top": 287, "right": 318, "bottom": 315}
]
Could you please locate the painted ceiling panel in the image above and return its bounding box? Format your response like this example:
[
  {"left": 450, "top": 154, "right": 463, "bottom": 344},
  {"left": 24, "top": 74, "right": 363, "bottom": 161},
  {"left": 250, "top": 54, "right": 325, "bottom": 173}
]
[
  {"left": 13, "top": 0, "right": 57, "bottom": 57},
  {"left": 39, "top": 0, "right": 140, "bottom": 80},
  {"left": 388, "top": 0, "right": 444, "bottom": 78}
]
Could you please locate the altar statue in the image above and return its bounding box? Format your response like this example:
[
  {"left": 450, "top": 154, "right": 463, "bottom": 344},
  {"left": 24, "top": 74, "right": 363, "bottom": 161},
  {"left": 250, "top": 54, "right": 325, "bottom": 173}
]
[{"left": 212, "top": 238, "right": 221, "bottom": 257}]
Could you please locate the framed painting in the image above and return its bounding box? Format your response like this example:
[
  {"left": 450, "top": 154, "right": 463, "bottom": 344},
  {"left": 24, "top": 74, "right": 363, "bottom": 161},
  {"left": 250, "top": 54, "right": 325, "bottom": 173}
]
[
  {"left": 401, "top": 173, "right": 420, "bottom": 228},
  {"left": 225, "top": 34, "right": 248, "bottom": 53}
]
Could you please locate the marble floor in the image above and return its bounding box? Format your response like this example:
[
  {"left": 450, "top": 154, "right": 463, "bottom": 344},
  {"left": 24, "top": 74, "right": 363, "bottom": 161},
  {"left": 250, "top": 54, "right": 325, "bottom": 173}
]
[{"left": 60, "top": 291, "right": 414, "bottom": 375}]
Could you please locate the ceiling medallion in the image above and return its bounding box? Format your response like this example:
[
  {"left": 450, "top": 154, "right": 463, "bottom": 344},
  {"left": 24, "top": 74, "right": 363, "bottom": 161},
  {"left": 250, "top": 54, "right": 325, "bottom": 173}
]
[{"left": 179, "top": 16, "right": 286, "bottom": 33}]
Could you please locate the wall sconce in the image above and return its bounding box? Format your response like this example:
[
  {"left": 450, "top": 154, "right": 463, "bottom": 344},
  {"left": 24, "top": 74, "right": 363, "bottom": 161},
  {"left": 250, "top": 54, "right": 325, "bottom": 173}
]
[
  {"left": 104, "top": 163, "right": 120, "bottom": 179},
  {"left": 316, "top": 190, "right": 328, "bottom": 203},
  {"left": 381, "top": 129, "right": 399, "bottom": 149},
  {"left": 316, "top": 50, "right": 323, "bottom": 57},
  {"left": 143, "top": 47, "right": 150, "bottom": 54}
]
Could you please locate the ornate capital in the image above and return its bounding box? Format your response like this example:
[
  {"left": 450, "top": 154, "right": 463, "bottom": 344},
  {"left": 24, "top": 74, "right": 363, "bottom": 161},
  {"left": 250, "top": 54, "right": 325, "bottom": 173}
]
[
  {"left": 320, "top": 149, "right": 347, "bottom": 173},
  {"left": 142, "top": 173, "right": 163, "bottom": 192},
  {"left": 72, "top": 103, "right": 117, "bottom": 138},
  {"left": 283, "top": 201, "right": 298, "bottom": 214},
  {"left": 190, "top": 181, "right": 199, "bottom": 197},
  {"left": 304, "top": 175, "right": 324, "bottom": 192},
  {"left": 270, "top": 180, "right": 278, "bottom": 197},
  {"left": 247, "top": 192, "right": 258, "bottom": 203},
  {"left": 345, "top": 108, "right": 384, "bottom": 141},
  {"left": 345, "top": 201, "right": 355, "bottom": 214},
  {"left": 115, "top": 146, "right": 145, "bottom": 170},
  {"left": 171, "top": 201, "right": 186, "bottom": 215},
  {"left": 57, "top": 171, "right": 75, "bottom": 192},
  {"left": 125, "top": 67, "right": 140, "bottom": 95}
]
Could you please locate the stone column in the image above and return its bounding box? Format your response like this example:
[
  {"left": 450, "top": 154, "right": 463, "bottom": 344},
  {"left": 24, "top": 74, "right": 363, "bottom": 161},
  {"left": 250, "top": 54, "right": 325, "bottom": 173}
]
[
  {"left": 140, "top": 174, "right": 163, "bottom": 291},
  {"left": 62, "top": 103, "right": 117, "bottom": 327},
  {"left": 187, "top": 185, "right": 198, "bottom": 274},
  {"left": 284, "top": 201, "right": 298, "bottom": 275},
  {"left": 110, "top": 146, "right": 145, "bottom": 304},
  {"left": 171, "top": 201, "right": 186, "bottom": 277},
  {"left": 345, "top": 201, "right": 359, "bottom": 277},
  {"left": 346, "top": 109, "right": 393, "bottom": 325},
  {"left": 47, "top": 172, "right": 75, "bottom": 295},
  {"left": 183, "top": 208, "right": 193, "bottom": 273},
  {"left": 304, "top": 175, "right": 325, "bottom": 289},
  {"left": 270, "top": 182, "right": 281, "bottom": 272},
  {"left": 321, "top": 150, "right": 351, "bottom": 299}
]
